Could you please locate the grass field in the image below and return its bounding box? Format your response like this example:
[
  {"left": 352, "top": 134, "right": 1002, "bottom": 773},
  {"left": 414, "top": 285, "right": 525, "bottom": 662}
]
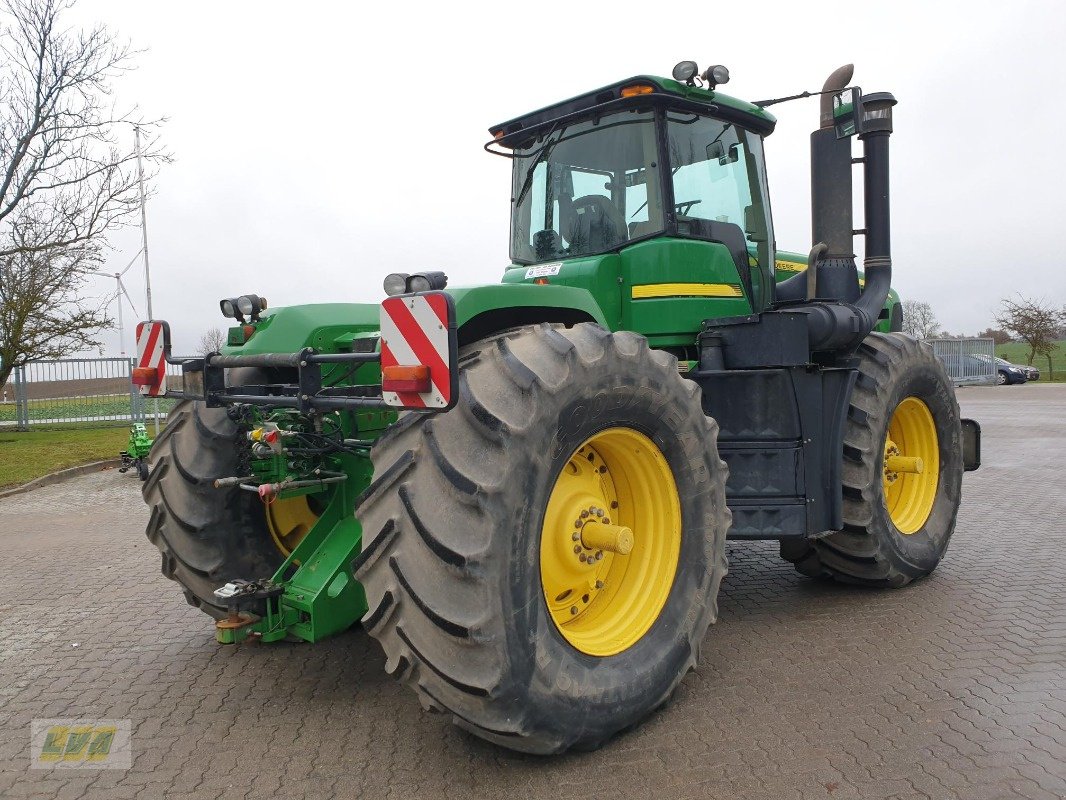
[
  {"left": 0, "top": 427, "right": 131, "bottom": 489},
  {"left": 996, "top": 339, "right": 1066, "bottom": 381}
]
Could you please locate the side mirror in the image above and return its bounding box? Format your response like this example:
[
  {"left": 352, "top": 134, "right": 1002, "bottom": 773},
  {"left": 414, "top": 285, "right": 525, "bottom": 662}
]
[
  {"left": 706, "top": 141, "right": 740, "bottom": 165},
  {"left": 832, "top": 87, "right": 863, "bottom": 139}
]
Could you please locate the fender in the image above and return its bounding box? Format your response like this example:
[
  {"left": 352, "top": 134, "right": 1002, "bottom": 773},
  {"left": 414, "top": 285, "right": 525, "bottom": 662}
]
[{"left": 448, "top": 284, "right": 609, "bottom": 346}]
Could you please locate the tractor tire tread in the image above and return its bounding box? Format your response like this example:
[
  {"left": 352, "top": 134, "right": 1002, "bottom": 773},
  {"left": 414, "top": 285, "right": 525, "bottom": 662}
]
[{"left": 354, "top": 322, "right": 729, "bottom": 754}]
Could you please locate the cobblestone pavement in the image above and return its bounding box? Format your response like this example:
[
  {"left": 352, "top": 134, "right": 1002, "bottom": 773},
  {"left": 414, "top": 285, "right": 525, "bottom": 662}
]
[{"left": 1, "top": 385, "right": 1063, "bottom": 800}]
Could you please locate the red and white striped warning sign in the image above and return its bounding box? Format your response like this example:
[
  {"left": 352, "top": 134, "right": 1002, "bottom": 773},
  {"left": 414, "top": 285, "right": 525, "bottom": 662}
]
[
  {"left": 133, "top": 321, "right": 168, "bottom": 396},
  {"left": 379, "top": 292, "right": 456, "bottom": 409}
]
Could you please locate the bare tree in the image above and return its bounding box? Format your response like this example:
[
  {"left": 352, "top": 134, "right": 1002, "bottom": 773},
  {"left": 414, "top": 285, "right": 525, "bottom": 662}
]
[
  {"left": 198, "top": 326, "right": 226, "bottom": 355},
  {"left": 901, "top": 299, "right": 940, "bottom": 339},
  {"left": 995, "top": 295, "right": 1066, "bottom": 376},
  {"left": 0, "top": 0, "right": 164, "bottom": 387},
  {"left": 977, "top": 327, "right": 1011, "bottom": 345},
  {"left": 0, "top": 227, "right": 110, "bottom": 388}
]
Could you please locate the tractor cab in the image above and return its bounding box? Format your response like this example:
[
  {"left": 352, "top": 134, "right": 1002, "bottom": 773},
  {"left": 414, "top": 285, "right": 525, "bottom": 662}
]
[{"left": 493, "top": 73, "right": 779, "bottom": 344}]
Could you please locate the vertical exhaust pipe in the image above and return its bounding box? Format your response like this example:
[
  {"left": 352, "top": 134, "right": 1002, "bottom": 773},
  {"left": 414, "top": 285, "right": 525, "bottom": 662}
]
[{"left": 811, "top": 64, "right": 855, "bottom": 259}]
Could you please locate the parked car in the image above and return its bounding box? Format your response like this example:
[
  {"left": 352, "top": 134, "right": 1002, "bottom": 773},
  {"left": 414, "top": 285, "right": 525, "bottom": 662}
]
[
  {"left": 936, "top": 353, "right": 1001, "bottom": 385},
  {"left": 973, "top": 354, "right": 1038, "bottom": 384}
]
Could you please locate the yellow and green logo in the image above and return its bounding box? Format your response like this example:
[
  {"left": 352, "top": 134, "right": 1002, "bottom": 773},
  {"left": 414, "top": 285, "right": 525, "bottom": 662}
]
[{"left": 31, "top": 719, "right": 131, "bottom": 770}]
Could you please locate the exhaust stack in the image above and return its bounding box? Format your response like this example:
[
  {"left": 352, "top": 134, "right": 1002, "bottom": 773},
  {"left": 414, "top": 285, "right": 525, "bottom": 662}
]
[{"left": 811, "top": 64, "right": 855, "bottom": 258}]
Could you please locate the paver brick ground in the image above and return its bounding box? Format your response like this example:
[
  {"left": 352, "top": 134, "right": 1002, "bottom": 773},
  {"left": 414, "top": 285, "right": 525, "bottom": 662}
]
[{"left": 0, "top": 384, "right": 1063, "bottom": 799}]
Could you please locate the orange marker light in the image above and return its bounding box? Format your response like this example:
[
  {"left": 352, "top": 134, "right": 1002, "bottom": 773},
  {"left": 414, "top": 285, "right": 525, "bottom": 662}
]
[
  {"left": 533, "top": 277, "right": 550, "bottom": 285},
  {"left": 620, "top": 84, "right": 654, "bottom": 97},
  {"left": 382, "top": 364, "right": 431, "bottom": 394},
  {"left": 131, "top": 367, "right": 158, "bottom": 386},
  {"left": 242, "top": 324, "right": 256, "bottom": 341}
]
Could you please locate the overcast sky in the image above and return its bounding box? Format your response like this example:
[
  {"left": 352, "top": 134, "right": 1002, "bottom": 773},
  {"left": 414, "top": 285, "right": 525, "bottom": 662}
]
[{"left": 69, "top": 0, "right": 1066, "bottom": 355}]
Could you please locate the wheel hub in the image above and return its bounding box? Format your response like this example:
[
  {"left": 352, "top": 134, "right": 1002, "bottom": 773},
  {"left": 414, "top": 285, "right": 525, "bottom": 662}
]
[
  {"left": 882, "top": 397, "right": 940, "bottom": 534},
  {"left": 540, "top": 428, "right": 681, "bottom": 657}
]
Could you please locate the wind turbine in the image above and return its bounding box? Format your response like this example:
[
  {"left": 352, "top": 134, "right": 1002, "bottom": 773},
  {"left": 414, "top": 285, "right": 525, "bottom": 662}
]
[{"left": 92, "top": 249, "right": 142, "bottom": 356}]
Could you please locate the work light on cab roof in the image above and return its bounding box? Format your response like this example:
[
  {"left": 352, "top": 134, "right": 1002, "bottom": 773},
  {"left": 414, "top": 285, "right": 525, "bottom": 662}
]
[{"left": 671, "top": 60, "right": 730, "bottom": 88}]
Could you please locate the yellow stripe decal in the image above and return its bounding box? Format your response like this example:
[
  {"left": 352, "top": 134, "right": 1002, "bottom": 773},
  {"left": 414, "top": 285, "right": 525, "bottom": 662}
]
[{"left": 631, "top": 283, "right": 744, "bottom": 299}]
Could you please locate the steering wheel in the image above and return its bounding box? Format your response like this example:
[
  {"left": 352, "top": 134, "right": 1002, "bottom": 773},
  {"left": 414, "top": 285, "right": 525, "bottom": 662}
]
[{"left": 675, "top": 199, "right": 702, "bottom": 216}]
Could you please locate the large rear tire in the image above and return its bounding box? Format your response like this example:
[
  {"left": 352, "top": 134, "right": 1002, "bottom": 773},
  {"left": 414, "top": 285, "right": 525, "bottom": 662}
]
[
  {"left": 782, "top": 333, "right": 963, "bottom": 587},
  {"left": 142, "top": 377, "right": 286, "bottom": 618},
  {"left": 354, "top": 323, "right": 730, "bottom": 754}
]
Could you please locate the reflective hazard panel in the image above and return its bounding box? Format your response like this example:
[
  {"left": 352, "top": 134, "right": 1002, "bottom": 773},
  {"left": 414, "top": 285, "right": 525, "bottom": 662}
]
[
  {"left": 133, "top": 320, "right": 169, "bottom": 396},
  {"left": 379, "top": 292, "right": 457, "bottom": 410}
]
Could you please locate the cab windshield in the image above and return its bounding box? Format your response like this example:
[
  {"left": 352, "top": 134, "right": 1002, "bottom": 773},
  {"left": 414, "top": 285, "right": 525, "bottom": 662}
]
[
  {"left": 510, "top": 110, "right": 663, "bottom": 264},
  {"left": 665, "top": 112, "right": 775, "bottom": 309}
]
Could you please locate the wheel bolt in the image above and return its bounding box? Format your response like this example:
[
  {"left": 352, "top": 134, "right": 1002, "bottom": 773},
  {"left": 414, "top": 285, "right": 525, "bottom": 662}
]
[
  {"left": 573, "top": 544, "right": 581, "bottom": 554},
  {"left": 598, "top": 466, "right": 607, "bottom": 473},
  {"left": 580, "top": 510, "right": 589, "bottom": 519},
  {"left": 574, "top": 519, "right": 582, "bottom": 528},
  {"left": 596, "top": 551, "right": 604, "bottom": 560},
  {"left": 596, "top": 508, "right": 604, "bottom": 517},
  {"left": 571, "top": 532, "right": 580, "bottom": 541},
  {"left": 603, "top": 518, "right": 610, "bottom": 524},
  {"left": 570, "top": 606, "right": 578, "bottom": 615},
  {"left": 579, "top": 553, "right": 587, "bottom": 563},
  {"left": 610, "top": 501, "right": 618, "bottom": 509},
  {"left": 595, "top": 580, "right": 605, "bottom": 589}
]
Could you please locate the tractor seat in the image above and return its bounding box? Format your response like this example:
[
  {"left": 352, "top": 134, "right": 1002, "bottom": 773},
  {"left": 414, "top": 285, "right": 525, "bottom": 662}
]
[
  {"left": 629, "top": 220, "right": 660, "bottom": 239},
  {"left": 561, "top": 195, "right": 628, "bottom": 256}
]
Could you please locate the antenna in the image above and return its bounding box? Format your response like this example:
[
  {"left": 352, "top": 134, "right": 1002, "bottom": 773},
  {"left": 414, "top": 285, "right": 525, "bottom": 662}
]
[{"left": 92, "top": 250, "right": 142, "bottom": 356}]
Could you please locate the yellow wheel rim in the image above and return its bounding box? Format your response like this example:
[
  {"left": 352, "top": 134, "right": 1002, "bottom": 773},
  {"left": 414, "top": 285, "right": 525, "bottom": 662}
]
[
  {"left": 540, "top": 427, "right": 681, "bottom": 657},
  {"left": 264, "top": 495, "right": 319, "bottom": 556},
  {"left": 882, "top": 397, "right": 939, "bottom": 534}
]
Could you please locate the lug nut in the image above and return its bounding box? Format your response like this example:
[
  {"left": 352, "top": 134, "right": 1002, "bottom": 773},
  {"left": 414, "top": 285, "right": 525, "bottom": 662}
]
[
  {"left": 598, "top": 466, "right": 607, "bottom": 473},
  {"left": 610, "top": 501, "right": 618, "bottom": 509},
  {"left": 580, "top": 510, "right": 589, "bottom": 519},
  {"left": 595, "top": 580, "right": 605, "bottom": 589},
  {"left": 603, "top": 518, "right": 610, "bottom": 524},
  {"left": 570, "top": 606, "right": 579, "bottom": 615},
  {"left": 596, "top": 508, "right": 604, "bottom": 517},
  {"left": 572, "top": 532, "right": 580, "bottom": 541},
  {"left": 596, "top": 551, "right": 604, "bottom": 560},
  {"left": 573, "top": 545, "right": 581, "bottom": 554},
  {"left": 579, "top": 553, "right": 587, "bottom": 563}
]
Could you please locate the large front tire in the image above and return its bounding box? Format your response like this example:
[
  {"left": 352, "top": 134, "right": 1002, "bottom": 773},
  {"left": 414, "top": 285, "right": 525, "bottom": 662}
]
[
  {"left": 354, "top": 323, "right": 730, "bottom": 754},
  {"left": 783, "top": 333, "right": 963, "bottom": 586}
]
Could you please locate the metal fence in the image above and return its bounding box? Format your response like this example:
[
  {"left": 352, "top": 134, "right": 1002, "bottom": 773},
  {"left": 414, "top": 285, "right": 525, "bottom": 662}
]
[
  {"left": 928, "top": 338, "right": 997, "bottom": 386},
  {"left": 1, "top": 357, "right": 183, "bottom": 431}
]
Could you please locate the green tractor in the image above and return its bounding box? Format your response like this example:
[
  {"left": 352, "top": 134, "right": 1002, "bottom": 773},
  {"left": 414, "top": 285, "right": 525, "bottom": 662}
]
[{"left": 139, "top": 62, "right": 980, "bottom": 754}]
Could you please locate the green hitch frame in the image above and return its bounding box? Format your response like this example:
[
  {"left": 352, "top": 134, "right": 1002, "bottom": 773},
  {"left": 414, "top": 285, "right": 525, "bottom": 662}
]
[{"left": 215, "top": 450, "right": 373, "bottom": 645}]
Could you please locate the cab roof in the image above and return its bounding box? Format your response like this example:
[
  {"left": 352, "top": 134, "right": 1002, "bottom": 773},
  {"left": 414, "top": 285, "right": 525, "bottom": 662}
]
[{"left": 489, "top": 75, "right": 777, "bottom": 144}]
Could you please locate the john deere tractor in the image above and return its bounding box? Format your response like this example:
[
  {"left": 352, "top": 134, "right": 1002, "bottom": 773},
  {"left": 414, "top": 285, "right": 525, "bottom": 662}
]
[{"left": 139, "top": 62, "right": 980, "bottom": 754}]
